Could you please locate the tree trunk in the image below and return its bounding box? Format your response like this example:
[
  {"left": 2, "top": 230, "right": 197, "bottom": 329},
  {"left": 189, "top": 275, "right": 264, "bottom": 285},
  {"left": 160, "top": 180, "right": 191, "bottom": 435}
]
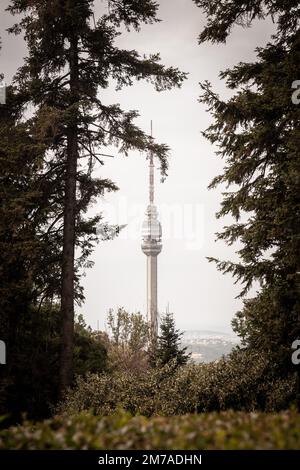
[{"left": 59, "top": 32, "right": 79, "bottom": 395}]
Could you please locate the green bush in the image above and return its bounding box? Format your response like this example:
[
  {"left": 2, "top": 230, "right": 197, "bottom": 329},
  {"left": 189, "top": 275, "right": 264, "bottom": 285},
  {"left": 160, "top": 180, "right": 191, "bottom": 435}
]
[
  {"left": 1, "top": 410, "right": 300, "bottom": 449},
  {"left": 0, "top": 307, "right": 107, "bottom": 423},
  {"left": 57, "top": 349, "right": 298, "bottom": 417}
]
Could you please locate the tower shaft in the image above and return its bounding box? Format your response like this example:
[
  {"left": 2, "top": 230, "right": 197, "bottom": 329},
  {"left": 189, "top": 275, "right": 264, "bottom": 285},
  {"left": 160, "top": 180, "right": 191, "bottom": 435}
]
[{"left": 147, "top": 254, "right": 158, "bottom": 338}]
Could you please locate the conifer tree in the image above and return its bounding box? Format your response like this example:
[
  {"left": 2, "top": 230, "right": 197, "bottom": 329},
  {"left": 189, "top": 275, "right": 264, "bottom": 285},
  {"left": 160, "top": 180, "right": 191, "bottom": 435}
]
[
  {"left": 8, "top": 0, "right": 186, "bottom": 392},
  {"left": 0, "top": 84, "right": 46, "bottom": 346},
  {"left": 154, "top": 313, "right": 190, "bottom": 367},
  {"left": 194, "top": 0, "right": 300, "bottom": 387},
  {"left": 0, "top": 80, "right": 66, "bottom": 417}
]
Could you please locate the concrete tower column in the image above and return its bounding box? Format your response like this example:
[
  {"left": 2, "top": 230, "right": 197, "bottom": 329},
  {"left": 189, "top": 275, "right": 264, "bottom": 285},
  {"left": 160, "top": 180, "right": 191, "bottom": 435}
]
[{"left": 147, "top": 254, "right": 158, "bottom": 338}]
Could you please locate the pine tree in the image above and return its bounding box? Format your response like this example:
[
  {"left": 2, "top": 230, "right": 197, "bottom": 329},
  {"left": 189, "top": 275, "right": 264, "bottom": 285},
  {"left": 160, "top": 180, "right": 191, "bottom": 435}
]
[
  {"left": 0, "top": 79, "right": 68, "bottom": 418},
  {"left": 193, "top": 0, "right": 300, "bottom": 44},
  {"left": 154, "top": 313, "right": 190, "bottom": 367},
  {"left": 194, "top": 0, "right": 300, "bottom": 389},
  {"left": 8, "top": 0, "right": 186, "bottom": 392},
  {"left": 0, "top": 84, "right": 48, "bottom": 348}
]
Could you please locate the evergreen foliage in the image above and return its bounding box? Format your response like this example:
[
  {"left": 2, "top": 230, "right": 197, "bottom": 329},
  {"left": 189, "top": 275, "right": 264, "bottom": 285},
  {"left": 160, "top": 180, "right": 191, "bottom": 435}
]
[
  {"left": 153, "top": 313, "right": 190, "bottom": 367},
  {"left": 2, "top": 410, "right": 300, "bottom": 450},
  {"left": 194, "top": 0, "right": 300, "bottom": 391},
  {"left": 0, "top": 305, "right": 107, "bottom": 424}
]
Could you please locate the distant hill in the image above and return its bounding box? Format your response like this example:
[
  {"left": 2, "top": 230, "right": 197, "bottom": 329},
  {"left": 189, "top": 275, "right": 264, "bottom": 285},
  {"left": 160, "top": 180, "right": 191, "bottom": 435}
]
[{"left": 181, "top": 330, "right": 240, "bottom": 363}]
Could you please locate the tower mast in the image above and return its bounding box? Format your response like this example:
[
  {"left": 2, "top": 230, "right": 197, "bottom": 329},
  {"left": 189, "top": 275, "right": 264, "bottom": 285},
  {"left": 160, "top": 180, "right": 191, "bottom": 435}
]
[
  {"left": 141, "top": 122, "right": 162, "bottom": 341},
  {"left": 149, "top": 121, "right": 154, "bottom": 204}
]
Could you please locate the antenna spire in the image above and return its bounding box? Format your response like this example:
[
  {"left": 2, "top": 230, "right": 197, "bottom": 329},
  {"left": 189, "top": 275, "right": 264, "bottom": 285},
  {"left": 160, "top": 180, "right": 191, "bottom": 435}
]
[{"left": 149, "top": 120, "right": 154, "bottom": 204}]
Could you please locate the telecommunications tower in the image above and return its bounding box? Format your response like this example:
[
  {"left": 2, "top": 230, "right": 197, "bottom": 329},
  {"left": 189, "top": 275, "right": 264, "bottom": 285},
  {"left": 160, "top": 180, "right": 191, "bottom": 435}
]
[{"left": 141, "top": 124, "right": 162, "bottom": 340}]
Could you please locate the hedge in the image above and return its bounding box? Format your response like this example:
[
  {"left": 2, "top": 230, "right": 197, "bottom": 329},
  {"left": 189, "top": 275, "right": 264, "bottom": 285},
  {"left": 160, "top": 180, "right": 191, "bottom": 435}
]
[
  {"left": 1, "top": 410, "right": 300, "bottom": 449},
  {"left": 57, "top": 351, "right": 298, "bottom": 417}
]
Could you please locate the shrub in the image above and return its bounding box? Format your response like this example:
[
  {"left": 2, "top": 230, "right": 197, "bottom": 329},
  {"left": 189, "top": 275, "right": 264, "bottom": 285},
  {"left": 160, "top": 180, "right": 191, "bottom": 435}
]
[
  {"left": 0, "top": 307, "right": 107, "bottom": 423},
  {"left": 1, "top": 410, "right": 300, "bottom": 450},
  {"left": 57, "top": 349, "right": 299, "bottom": 417}
]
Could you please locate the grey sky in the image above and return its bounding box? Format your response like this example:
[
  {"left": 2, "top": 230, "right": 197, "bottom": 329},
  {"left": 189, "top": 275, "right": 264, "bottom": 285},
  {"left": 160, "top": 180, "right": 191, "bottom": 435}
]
[{"left": 0, "top": 0, "right": 275, "bottom": 333}]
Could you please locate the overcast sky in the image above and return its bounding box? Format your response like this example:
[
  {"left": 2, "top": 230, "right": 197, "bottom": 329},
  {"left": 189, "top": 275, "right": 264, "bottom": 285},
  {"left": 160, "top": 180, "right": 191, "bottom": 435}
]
[{"left": 0, "top": 0, "right": 275, "bottom": 333}]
